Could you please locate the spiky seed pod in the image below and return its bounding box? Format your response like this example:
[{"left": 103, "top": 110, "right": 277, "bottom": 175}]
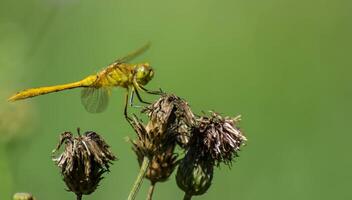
[
  {"left": 176, "top": 147, "right": 214, "bottom": 197},
  {"left": 196, "top": 112, "right": 247, "bottom": 166},
  {"left": 142, "top": 94, "right": 195, "bottom": 147},
  {"left": 52, "top": 129, "right": 116, "bottom": 198}
]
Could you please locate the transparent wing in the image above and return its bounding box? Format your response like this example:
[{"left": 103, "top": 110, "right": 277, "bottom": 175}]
[
  {"left": 113, "top": 42, "right": 151, "bottom": 64},
  {"left": 81, "top": 87, "right": 110, "bottom": 113}
]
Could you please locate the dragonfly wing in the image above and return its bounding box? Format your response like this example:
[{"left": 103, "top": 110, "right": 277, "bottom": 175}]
[
  {"left": 81, "top": 87, "right": 110, "bottom": 113},
  {"left": 113, "top": 42, "right": 150, "bottom": 64}
]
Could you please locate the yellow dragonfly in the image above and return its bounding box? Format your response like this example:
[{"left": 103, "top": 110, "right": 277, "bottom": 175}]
[{"left": 8, "top": 43, "right": 162, "bottom": 118}]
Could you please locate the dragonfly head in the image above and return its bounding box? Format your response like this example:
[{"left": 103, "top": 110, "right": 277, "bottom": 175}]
[{"left": 134, "top": 63, "right": 154, "bottom": 85}]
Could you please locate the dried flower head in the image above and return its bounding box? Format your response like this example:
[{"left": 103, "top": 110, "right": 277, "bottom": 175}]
[
  {"left": 129, "top": 94, "right": 194, "bottom": 198},
  {"left": 195, "top": 112, "right": 247, "bottom": 166},
  {"left": 176, "top": 112, "right": 247, "bottom": 198},
  {"left": 142, "top": 94, "right": 195, "bottom": 147},
  {"left": 130, "top": 115, "right": 179, "bottom": 181},
  {"left": 52, "top": 129, "right": 116, "bottom": 198},
  {"left": 130, "top": 94, "right": 194, "bottom": 158}
]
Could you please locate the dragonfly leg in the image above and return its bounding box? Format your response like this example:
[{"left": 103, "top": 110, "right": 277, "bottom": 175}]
[
  {"left": 124, "top": 91, "right": 133, "bottom": 121},
  {"left": 129, "top": 89, "right": 135, "bottom": 106},
  {"left": 133, "top": 78, "right": 164, "bottom": 95},
  {"left": 139, "top": 85, "right": 164, "bottom": 95},
  {"left": 134, "top": 86, "right": 151, "bottom": 104},
  {"left": 129, "top": 88, "right": 143, "bottom": 108}
]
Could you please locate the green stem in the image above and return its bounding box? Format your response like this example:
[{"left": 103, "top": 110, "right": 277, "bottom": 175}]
[
  {"left": 146, "top": 182, "right": 156, "bottom": 200},
  {"left": 183, "top": 193, "right": 193, "bottom": 200},
  {"left": 128, "top": 156, "right": 150, "bottom": 200}
]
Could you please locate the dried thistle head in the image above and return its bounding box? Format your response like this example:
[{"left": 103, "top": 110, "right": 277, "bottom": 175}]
[
  {"left": 195, "top": 112, "right": 247, "bottom": 166},
  {"left": 176, "top": 112, "right": 247, "bottom": 198},
  {"left": 52, "top": 129, "right": 116, "bottom": 198},
  {"left": 130, "top": 94, "right": 193, "bottom": 185},
  {"left": 130, "top": 116, "right": 179, "bottom": 182},
  {"left": 142, "top": 94, "right": 195, "bottom": 147},
  {"left": 130, "top": 94, "right": 195, "bottom": 158}
]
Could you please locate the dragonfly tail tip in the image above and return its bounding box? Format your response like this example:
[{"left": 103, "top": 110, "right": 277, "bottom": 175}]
[{"left": 8, "top": 94, "right": 19, "bottom": 102}]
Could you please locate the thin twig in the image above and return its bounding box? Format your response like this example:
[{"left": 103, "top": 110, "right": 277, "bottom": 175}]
[
  {"left": 146, "top": 182, "right": 156, "bottom": 200},
  {"left": 183, "top": 193, "right": 193, "bottom": 200},
  {"left": 128, "top": 156, "right": 150, "bottom": 200}
]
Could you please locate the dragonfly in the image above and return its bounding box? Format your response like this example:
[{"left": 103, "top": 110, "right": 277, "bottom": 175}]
[{"left": 8, "top": 43, "right": 163, "bottom": 118}]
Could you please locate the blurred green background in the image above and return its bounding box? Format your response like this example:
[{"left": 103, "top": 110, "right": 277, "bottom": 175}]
[{"left": 0, "top": 0, "right": 351, "bottom": 199}]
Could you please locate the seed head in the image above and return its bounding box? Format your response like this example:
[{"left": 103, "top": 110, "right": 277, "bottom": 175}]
[
  {"left": 130, "top": 94, "right": 194, "bottom": 159},
  {"left": 130, "top": 94, "right": 193, "bottom": 185},
  {"left": 195, "top": 112, "right": 247, "bottom": 166},
  {"left": 130, "top": 116, "right": 179, "bottom": 181},
  {"left": 142, "top": 94, "right": 195, "bottom": 147},
  {"left": 52, "top": 129, "right": 116, "bottom": 197}
]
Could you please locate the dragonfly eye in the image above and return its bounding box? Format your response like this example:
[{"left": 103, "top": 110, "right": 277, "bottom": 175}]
[{"left": 135, "top": 64, "right": 153, "bottom": 85}]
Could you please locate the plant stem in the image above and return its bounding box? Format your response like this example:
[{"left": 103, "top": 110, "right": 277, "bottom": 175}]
[
  {"left": 183, "top": 193, "right": 193, "bottom": 200},
  {"left": 146, "top": 182, "right": 156, "bottom": 200},
  {"left": 128, "top": 156, "right": 150, "bottom": 200},
  {"left": 76, "top": 193, "right": 82, "bottom": 200}
]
